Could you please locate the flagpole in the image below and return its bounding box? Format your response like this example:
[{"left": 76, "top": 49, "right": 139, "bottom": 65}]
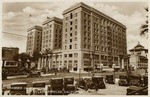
[{"left": 29, "top": 14, "right": 32, "bottom": 28}]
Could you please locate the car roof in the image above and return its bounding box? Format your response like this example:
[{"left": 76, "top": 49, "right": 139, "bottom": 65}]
[
  {"left": 93, "top": 76, "right": 103, "bottom": 78},
  {"left": 119, "top": 74, "right": 127, "bottom": 76},
  {"left": 64, "top": 77, "right": 74, "bottom": 78},
  {"left": 50, "top": 78, "right": 63, "bottom": 80},
  {"left": 82, "top": 76, "right": 92, "bottom": 79},
  {"left": 32, "top": 81, "right": 46, "bottom": 84},
  {"left": 11, "top": 82, "right": 27, "bottom": 85}
]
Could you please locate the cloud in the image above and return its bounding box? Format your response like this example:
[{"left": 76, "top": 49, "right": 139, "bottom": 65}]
[
  {"left": 2, "top": 2, "right": 148, "bottom": 53},
  {"left": 3, "top": 12, "right": 16, "bottom": 20},
  {"left": 23, "top": 6, "right": 40, "bottom": 15}
]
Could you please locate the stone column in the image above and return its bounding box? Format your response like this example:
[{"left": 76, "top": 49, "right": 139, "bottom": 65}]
[
  {"left": 41, "top": 58, "right": 44, "bottom": 68},
  {"left": 122, "top": 58, "right": 124, "bottom": 69},
  {"left": 37, "top": 58, "right": 40, "bottom": 69},
  {"left": 48, "top": 58, "right": 51, "bottom": 69}
]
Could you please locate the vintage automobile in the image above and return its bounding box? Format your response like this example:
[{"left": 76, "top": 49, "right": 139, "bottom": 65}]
[
  {"left": 30, "top": 81, "right": 46, "bottom": 95},
  {"left": 129, "top": 74, "right": 142, "bottom": 86},
  {"left": 78, "top": 76, "right": 96, "bottom": 91},
  {"left": 105, "top": 74, "right": 115, "bottom": 84},
  {"left": 118, "top": 75, "right": 129, "bottom": 86},
  {"left": 126, "top": 86, "right": 148, "bottom": 95},
  {"left": 27, "top": 69, "right": 41, "bottom": 77},
  {"left": 92, "top": 76, "right": 106, "bottom": 89},
  {"left": 142, "top": 75, "right": 148, "bottom": 87},
  {"left": 64, "top": 77, "right": 76, "bottom": 94},
  {"left": 9, "top": 82, "right": 27, "bottom": 95},
  {"left": 48, "top": 78, "right": 64, "bottom": 95},
  {"left": 2, "top": 69, "right": 7, "bottom": 80}
]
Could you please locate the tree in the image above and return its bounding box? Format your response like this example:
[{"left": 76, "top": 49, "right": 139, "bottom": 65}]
[
  {"left": 140, "top": 7, "right": 148, "bottom": 35},
  {"left": 13, "top": 54, "right": 19, "bottom": 62},
  {"left": 42, "top": 48, "right": 53, "bottom": 73},
  {"left": 18, "top": 53, "right": 32, "bottom": 68},
  {"left": 32, "top": 51, "right": 42, "bottom": 69}
]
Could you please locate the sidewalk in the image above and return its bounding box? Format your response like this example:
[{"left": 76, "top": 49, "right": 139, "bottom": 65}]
[
  {"left": 7, "top": 75, "right": 27, "bottom": 79},
  {"left": 41, "top": 73, "right": 55, "bottom": 77},
  {"left": 7, "top": 73, "right": 55, "bottom": 79}
]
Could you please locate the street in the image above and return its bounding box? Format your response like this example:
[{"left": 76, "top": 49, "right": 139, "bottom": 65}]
[{"left": 2, "top": 71, "right": 130, "bottom": 95}]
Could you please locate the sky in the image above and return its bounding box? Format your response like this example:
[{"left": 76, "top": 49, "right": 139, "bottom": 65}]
[{"left": 2, "top": 2, "right": 148, "bottom": 53}]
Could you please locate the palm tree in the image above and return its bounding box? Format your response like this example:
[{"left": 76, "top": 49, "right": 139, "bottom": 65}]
[
  {"left": 32, "top": 51, "right": 42, "bottom": 69},
  {"left": 42, "top": 48, "right": 53, "bottom": 73},
  {"left": 140, "top": 7, "right": 148, "bottom": 35}
]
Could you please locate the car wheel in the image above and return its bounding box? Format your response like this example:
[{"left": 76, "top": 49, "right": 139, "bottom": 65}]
[
  {"left": 101, "top": 83, "right": 106, "bottom": 89},
  {"left": 119, "top": 83, "right": 121, "bottom": 86},
  {"left": 85, "top": 85, "right": 88, "bottom": 91}
]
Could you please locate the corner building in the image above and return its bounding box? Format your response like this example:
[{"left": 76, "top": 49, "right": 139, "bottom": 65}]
[
  {"left": 26, "top": 25, "right": 42, "bottom": 56},
  {"left": 129, "top": 42, "right": 148, "bottom": 70},
  {"left": 62, "top": 2, "right": 127, "bottom": 72}
]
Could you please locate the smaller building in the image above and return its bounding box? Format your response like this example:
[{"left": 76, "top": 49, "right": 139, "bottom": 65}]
[
  {"left": 129, "top": 42, "right": 148, "bottom": 69},
  {"left": 2, "top": 47, "right": 19, "bottom": 67}
]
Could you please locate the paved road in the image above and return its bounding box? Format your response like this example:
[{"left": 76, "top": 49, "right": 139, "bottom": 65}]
[{"left": 2, "top": 72, "right": 129, "bottom": 95}]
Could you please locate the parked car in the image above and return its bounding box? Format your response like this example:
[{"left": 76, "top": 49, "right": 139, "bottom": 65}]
[
  {"left": 78, "top": 76, "right": 96, "bottom": 91},
  {"left": 2, "top": 69, "right": 7, "bottom": 80},
  {"left": 142, "top": 75, "right": 148, "bottom": 87},
  {"left": 27, "top": 69, "right": 41, "bottom": 77},
  {"left": 64, "top": 77, "right": 76, "bottom": 94},
  {"left": 105, "top": 74, "right": 115, "bottom": 84},
  {"left": 9, "top": 82, "right": 27, "bottom": 95},
  {"left": 118, "top": 75, "right": 129, "bottom": 86},
  {"left": 126, "top": 86, "right": 148, "bottom": 95},
  {"left": 129, "top": 74, "right": 142, "bottom": 86},
  {"left": 92, "top": 76, "right": 106, "bottom": 89},
  {"left": 30, "top": 81, "right": 46, "bottom": 95},
  {"left": 48, "top": 78, "right": 64, "bottom": 95}
]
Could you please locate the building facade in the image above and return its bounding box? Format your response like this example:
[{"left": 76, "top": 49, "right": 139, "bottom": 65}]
[
  {"left": 38, "top": 17, "right": 63, "bottom": 70},
  {"left": 129, "top": 42, "right": 148, "bottom": 69},
  {"left": 2, "top": 47, "right": 19, "bottom": 67},
  {"left": 26, "top": 25, "right": 42, "bottom": 56},
  {"left": 62, "top": 2, "right": 127, "bottom": 72}
]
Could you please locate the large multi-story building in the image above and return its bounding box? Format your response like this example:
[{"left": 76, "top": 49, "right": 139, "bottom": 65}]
[
  {"left": 129, "top": 42, "right": 148, "bottom": 69},
  {"left": 27, "top": 2, "right": 127, "bottom": 73},
  {"left": 62, "top": 2, "right": 127, "bottom": 72},
  {"left": 26, "top": 25, "right": 42, "bottom": 56},
  {"left": 39, "top": 17, "right": 63, "bottom": 69}
]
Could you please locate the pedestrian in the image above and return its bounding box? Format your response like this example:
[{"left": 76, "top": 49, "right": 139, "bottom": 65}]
[{"left": 95, "top": 83, "right": 98, "bottom": 93}]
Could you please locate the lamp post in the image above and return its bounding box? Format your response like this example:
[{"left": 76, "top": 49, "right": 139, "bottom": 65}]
[
  {"left": 79, "top": 68, "right": 81, "bottom": 81},
  {"left": 112, "top": 64, "right": 116, "bottom": 78},
  {"left": 92, "top": 51, "right": 95, "bottom": 76},
  {"left": 100, "top": 63, "right": 103, "bottom": 77},
  {"left": 54, "top": 52, "right": 61, "bottom": 75}
]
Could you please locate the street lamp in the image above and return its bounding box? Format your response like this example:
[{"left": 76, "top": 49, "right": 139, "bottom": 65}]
[
  {"left": 100, "top": 63, "right": 103, "bottom": 76},
  {"left": 91, "top": 51, "right": 95, "bottom": 76},
  {"left": 112, "top": 64, "right": 116, "bottom": 78},
  {"left": 79, "top": 68, "right": 81, "bottom": 81}
]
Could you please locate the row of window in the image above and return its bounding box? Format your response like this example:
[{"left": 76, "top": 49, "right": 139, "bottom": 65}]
[
  {"left": 64, "top": 44, "right": 77, "bottom": 50},
  {"left": 83, "top": 12, "right": 125, "bottom": 30},
  {"left": 65, "top": 13, "right": 78, "bottom": 20},
  {"left": 64, "top": 53, "right": 78, "bottom": 58}
]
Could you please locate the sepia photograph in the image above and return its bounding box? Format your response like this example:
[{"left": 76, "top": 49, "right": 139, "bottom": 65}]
[{"left": 2, "top": 1, "right": 148, "bottom": 95}]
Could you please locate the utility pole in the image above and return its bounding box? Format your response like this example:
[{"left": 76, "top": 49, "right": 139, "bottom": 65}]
[{"left": 92, "top": 51, "right": 95, "bottom": 76}]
